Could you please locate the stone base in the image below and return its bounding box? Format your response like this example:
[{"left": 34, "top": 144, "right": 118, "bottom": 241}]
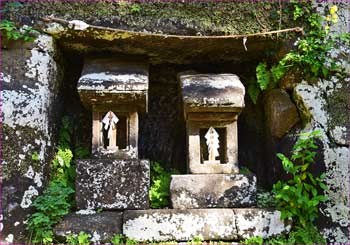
[
  {"left": 76, "top": 159, "right": 150, "bottom": 210},
  {"left": 189, "top": 162, "right": 239, "bottom": 174},
  {"left": 53, "top": 211, "right": 123, "bottom": 243},
  {"left": 123, "top": 208, "right": 291, "bottom": 242},
  {"left": 170, "top": 174, "right": 256, "bottom": 209}
]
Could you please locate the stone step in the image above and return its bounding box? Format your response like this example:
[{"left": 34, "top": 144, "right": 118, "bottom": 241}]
[
  {"left": 76, "top": 159, "right": 150, "bottom": 210},
  {"left": 53, "top": 211, "right": 123, "bottom": 243},
  {"left": 170, "top": 174, "right": 256, "bottom": 209},
  {"left": 55, "top": 209, "right": 290, "bottom": 243},
  {"left": 123, "top": 208, "right": 291, "bottom": 242}
]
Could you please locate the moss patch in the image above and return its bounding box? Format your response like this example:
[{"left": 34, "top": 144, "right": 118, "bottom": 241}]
[
  {"left": 2, "top": 125, "right": 51, "bottom": 181},
  {"left": 326, "top": 82, "right": 349, "bottom": 131},
  {"left": 3, "top": 1, "right": 301, "bottom": 36}
]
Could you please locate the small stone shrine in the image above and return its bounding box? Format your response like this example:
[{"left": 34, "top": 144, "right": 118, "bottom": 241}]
[
  {"left": 170, "top": 72, "right": 257, "bottom": 208},
  {"left": 75, "top": 58, "right": 150, "bottom": 210}
]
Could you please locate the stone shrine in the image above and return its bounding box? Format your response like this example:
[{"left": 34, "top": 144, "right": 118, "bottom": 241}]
[
  {"left": 75, "top": 58, "right": 150, "bottom": 210},
  {"left": 170, "top": 72, "right": 256, "bottom": 209},
  {"left": 179, "top": 72, "right": 245, "bottom": 174},
  {"left": 54, "top": 66, "right": 290, "bottom": 243}
]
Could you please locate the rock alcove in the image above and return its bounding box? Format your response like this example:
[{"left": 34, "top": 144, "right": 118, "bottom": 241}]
[{"left": 2, "top": 1, "right": 349, "bottom": 243}]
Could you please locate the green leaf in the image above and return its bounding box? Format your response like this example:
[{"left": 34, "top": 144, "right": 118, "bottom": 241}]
[
  {"left": 248, "top": 82, "right": 261, "bottom": 105},
  {"left": 319, "top": 182, "right": 327, "bottom": 190},
  {"left": 256, "top": 62, "right": 270, "bottom": 90}
]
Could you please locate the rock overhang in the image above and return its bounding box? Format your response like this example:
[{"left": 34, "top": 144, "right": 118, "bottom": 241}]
[{"left": 41, "top": 17, "right": 302, "bottom": 65}]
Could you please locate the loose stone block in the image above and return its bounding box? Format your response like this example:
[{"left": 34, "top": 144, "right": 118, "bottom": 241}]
[
  {"left": 76, "top": 159, "right": 150, "bottom": 210},
  {"left": 170, "top": 174, "right": 256, "bottom": 209},
  {"left": 123, "top": 209, "right": 291, "bottom": 242},
  {"left": 53, "top": 211, "right": 123, "bottom": 243},
  {"left": 264, "top": 89, "right": 299, "bottom": 139}
]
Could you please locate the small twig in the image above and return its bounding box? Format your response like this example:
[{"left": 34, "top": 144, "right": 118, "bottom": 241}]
[{"left": 43, "top": 16, "right": 304, "bottom": 39}]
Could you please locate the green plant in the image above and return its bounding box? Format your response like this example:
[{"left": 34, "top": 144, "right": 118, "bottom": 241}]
[
  {"left": 27, "top": 117, "right": 76, "bottom": 244},
  {"left": 239, "top": 226, "right": 326, "bottom": 244},
  {"left": 111, "top": 234, "right": 124, "bottom": 244},
  {"left": 126, "top": 238, "right": 138, "bottom": 244},
  {"left": 66, "top": 232, "right": 91, "bottom": 245},
  {"left": 248, "top": 62, "right": 280, "bottom": 104},
  {"left": 189, "top": 235, "right": 204, "bottom": 244},
  {"left": 0, "top": 20, "right": 39, "bottom": 42},
  {"left": 149, "top": 162, "right": 178, "bottom": 208},
  {"left": 27, "top": 181, "right": 74, "bottom": 244},
  {"left": 31, "top": 152, "right": 40, "bottom": 161},
  {"left": 249, "top": 3, "right": 350, "bottom": 104},
  {"left": 272, "top": 130, "right": 327, "bottom": 227},
  {"left": 75, "top": 146, "right": 90, "bottom": 159},
  {"left": 256, "top": 188, "right": 275, "bottom": 208},
  {"left": 286, "top": 225, "right": 326, "bottom": 244},
  {"left": 130, "top": 3, "right": 141, "bottom": 13},
  {"left": 239, "top": 166, "right": 253, "bottom": 175},
  {"left": 242, "top": 236, "right": 263, "bottom": 245}
]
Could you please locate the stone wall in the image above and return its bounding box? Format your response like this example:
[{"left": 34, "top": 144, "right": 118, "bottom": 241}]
[
  {"left": 292, "top": 2, "right": 350, "bottom": 242},
  {"left": 1, "top": 35, "right": 63, "bottom": 243}
]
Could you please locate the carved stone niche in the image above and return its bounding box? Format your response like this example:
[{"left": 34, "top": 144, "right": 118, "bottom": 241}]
[
  {"left": 77, "top": 58, "right": 149, "bottom": 159},
  {"left": 179, "top": 72, "right": 245, "bottom": 174}
]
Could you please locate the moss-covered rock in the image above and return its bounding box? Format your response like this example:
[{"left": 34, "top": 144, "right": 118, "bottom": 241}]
[{"left": 3, "top": 1, "right": 299, "bottom": 35}]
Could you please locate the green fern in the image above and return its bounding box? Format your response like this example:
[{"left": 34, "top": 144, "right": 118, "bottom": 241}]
[{"left": 256, "top": 63, "right": 270, "bottom": 90}]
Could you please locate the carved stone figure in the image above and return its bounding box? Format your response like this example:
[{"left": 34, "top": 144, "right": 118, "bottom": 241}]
[
  {"left": 102, "top": 111, "right": 119, "bottom": 150},
  {"left": 204, "top": 127, "right": 220, "bottom": 164}
]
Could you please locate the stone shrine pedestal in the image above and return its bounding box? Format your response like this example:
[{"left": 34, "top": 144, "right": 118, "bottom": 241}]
[
  {"left": 172, "top": 72, "right": 256, "bottom": 209},
  {"left": 75, "top": 58, "right": 150, "bottom": 210}
]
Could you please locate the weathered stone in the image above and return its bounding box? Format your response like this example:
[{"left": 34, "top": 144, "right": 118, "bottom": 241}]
[
  {"left": 179, "top": 72, "right": 245, "bottom": 113},
  {"left": 234, "top": 208, "right": 292, "bottom": 239},
  {"left": 170, "top": 174, "right": 256, "bottom": 209},
  {"left": 76, "top": 159, "right": 150, "bottom": 210},
  {"left": 187, "top": 120, "right": 239, "bottom": 174},
  {"left": 278, "top": 68, "right": 302, "bottom": 91},
  {"left": 179, "top": 72, "right": 245, "bottom": 174},
  {"left": 1, "top": 35, "right": 62, "bottom": 243},
  {"left": 77, "top": 58, "right": 149, "bottom": 112},
  {"left": 264, "top": 89, "right": 300, "bottom": 139},
  {"left": 123, "top": 209, "right": 291, "bottom": 242},
  {"left": 53, "top": 211, "right": 123, "bottom": 243}
]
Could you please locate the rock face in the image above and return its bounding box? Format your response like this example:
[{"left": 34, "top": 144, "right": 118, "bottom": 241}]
[
  {"left": 264, "top": 89, "right": 300, "bottom": 139},
  {"left": 123, "top": 209, "right": 291, "bottom": 242},
  {"left": 53, "top": 211, "right": 123, "bottom": 243},
  {"left": 170, "top": 174, "right": 256, "bottom": 209},
  {"left": 1, "top": 35, "right": 62, "bottom": 242},
  {"left": 76, "top": 159, "right": 150, "bottom": 210}
]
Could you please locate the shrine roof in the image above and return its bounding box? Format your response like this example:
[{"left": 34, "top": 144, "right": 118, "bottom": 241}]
[{"left": 179, "top": 72, "right": 245, "bottom": 112}]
